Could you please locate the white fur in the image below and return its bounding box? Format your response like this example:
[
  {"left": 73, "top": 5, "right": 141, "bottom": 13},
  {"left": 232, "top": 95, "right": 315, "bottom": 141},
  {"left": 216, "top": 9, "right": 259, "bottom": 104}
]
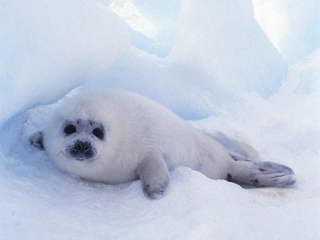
[
  {"left": 42, "top": 89, "right": 234, "bottom": 184},
  {"left": 34, "top": 89, "right": 295, "bottom": 193}
]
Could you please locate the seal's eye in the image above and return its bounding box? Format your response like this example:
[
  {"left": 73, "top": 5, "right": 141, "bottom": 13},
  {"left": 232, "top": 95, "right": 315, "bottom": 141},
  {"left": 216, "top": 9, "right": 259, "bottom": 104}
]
[
  {"left": 92, "top": 127, "right": 104, "bottom": 140},
  {"left": 64, "top": 124, "right": 77, "bottom": 135}
]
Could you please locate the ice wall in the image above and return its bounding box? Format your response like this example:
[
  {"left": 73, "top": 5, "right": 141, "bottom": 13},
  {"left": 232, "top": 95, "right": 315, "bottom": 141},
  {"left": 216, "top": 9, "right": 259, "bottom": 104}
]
[
  {"left": 0, "top": 0, "right": 129, "bottom": 125},
  {"left": 170, "top": 0, "right": 288, "bottom": 97},
  {"left": 253, "top": 0, "right": 320, "bottom": 64},
  {"left": 280, "top": 49, "right": 320, "bottom": 96},
  {"left": 0, "top": 0, "right": 292, "bottom": 124},
  {"left": 102, "top": 0, "right": 290, "bottom": 118},
  {"left": 119, "top": 0, "right": 320, "bottom": 65},
  {"left": 110, "top": 0, "right": 180, "bottom": 57}
]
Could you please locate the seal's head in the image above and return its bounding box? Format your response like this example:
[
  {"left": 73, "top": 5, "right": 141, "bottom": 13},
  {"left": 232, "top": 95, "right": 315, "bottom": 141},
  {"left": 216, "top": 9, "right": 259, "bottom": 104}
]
[
  {"left": 28, "top": 93, "right": 117, "bottom": 179},
  {"left": 30, "top": 117, "right": 106, "bottom": 162}
]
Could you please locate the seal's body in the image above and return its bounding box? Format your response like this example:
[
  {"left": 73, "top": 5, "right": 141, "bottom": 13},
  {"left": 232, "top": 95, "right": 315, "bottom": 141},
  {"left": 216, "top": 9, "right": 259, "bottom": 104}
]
[{"left": 30, "top": 90, "right": 296, "bottom": 198}]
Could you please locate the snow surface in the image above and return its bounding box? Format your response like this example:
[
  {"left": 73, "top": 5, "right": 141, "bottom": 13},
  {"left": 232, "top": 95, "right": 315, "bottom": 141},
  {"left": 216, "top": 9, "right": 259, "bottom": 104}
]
[{"left": 0, "top": 0, "right": 320, "bottom": 239}]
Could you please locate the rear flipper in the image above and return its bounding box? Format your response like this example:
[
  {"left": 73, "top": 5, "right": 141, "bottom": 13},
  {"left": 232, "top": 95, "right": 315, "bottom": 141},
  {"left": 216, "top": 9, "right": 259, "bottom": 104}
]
[{"left": 228, "top": 160, "right": 296, "bottom": 187}]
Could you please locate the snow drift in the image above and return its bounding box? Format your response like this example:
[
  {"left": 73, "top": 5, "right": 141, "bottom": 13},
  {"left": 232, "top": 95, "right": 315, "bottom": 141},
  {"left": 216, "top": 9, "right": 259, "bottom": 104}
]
[
  {"left": 253, "top": 0, "right": 320, "bottom": 63},
  {"left": 89, "top": 0, "right": 291, "bottom": 118},
  {"left": 0, "top": 0, "right": 291, "bottom": 122},
  {"left": 110, "top": 0, "right": 180, "bottom": 57},
  {"left": 0, "top": 0, "right": 129, "bottom": 125},
  {"left": 170, "top": 0, "right": 288, "bottom": 97}
]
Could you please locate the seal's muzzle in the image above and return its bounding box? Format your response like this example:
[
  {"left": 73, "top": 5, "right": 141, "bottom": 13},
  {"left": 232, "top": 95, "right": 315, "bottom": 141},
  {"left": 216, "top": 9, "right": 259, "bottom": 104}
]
[{"left": 69, "top": 140, "right": 94, "bottom": 160}]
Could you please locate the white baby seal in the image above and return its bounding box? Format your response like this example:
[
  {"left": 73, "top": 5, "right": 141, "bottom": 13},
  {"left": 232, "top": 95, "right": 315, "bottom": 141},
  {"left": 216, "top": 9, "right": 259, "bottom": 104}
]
[{"left": 30, "top": 89, "right": 296, "bottom": 199}]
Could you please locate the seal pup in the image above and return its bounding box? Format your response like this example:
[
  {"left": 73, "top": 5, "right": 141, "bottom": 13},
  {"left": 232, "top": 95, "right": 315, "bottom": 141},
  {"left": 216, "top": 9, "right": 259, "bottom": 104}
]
[{"left": 29, "top": 89, "right": 296, "bottom": 199}]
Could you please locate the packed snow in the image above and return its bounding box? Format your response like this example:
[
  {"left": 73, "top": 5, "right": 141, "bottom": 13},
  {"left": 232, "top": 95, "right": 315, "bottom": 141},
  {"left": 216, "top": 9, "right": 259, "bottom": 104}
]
[{"left": 0, "top": 0, "right": 319, "bottom": 239}]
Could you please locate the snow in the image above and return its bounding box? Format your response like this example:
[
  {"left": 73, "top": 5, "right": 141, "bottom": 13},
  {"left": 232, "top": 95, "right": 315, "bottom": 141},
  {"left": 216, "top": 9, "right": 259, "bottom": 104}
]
[
  {"left": 0, "top": 97, "right": 319, "bottom": 239},
  {"left": 170, "top": 0, "right": 288, "bottom": 98},
  {"left": 0, "top": 0, "right": 129, "bottom": 125},
  {"left": 110, "top": 0, "right": 180, "bottom": 57},
  {"left": 110, "top": 0, "right": 289, "bottom": 98},
  {"left": 0, "top": 0, "right": 320, "bottom": 239},
  {"left": 92, "top": 47, "right": 234, "bottom": 119},
  {"left": 112, "top": 0, "right": 320, "bottom": 65},
  {"left": 253, "top": 0, "right": 320, "bottom": 64}
]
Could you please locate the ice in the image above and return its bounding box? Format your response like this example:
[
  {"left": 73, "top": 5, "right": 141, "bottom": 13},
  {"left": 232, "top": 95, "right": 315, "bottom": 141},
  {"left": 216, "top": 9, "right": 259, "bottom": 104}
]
[
  {"left": 0, "top": 0, "right": 290, "bottom": 122},
  {"left": 0, "top": 0, "right": 129, "bottom": 125},
  {"left": 253, "top": 0, "right": 320, "bottom": 64},
  {"left": 0, "top": 0, "right": 319, "bottom": 239},
  {"left": 110, "top": 0, "right": 288, "bottom": 98},
  {"left": 88, "top": 0, "right": 294, "bottom": 118},
  {"left": 282, "top": 49, "right": 320, "bottom": 96},
  {"left": 119, "top": 0, "right": 320, "bottom": 64},
  {"left": 110, "top": 0, "right": 180, "bottom": 57},
  {"left": 169, "top": 0, "right": 288, "bottom": 97}
]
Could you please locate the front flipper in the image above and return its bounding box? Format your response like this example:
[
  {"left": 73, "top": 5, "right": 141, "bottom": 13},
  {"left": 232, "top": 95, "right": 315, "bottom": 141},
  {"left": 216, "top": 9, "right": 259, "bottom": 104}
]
[
  {"left": 229, "top": 160, "right": 296, "bottom": 187},
  {"left": 137, "top": 153, "right": 170, "bottom": 199}
]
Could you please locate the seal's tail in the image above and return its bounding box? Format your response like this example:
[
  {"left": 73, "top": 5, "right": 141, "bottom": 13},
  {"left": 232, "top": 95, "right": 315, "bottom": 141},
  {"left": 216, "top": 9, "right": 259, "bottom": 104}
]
[{"left": 228, "top": 160, "right": 296, "bottom": 187}]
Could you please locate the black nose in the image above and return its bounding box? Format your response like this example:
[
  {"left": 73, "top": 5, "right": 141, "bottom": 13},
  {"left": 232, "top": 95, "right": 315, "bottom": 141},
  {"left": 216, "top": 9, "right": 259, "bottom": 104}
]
[{"left": 70, "top": 141, "right": 94, "bottom": 159}]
